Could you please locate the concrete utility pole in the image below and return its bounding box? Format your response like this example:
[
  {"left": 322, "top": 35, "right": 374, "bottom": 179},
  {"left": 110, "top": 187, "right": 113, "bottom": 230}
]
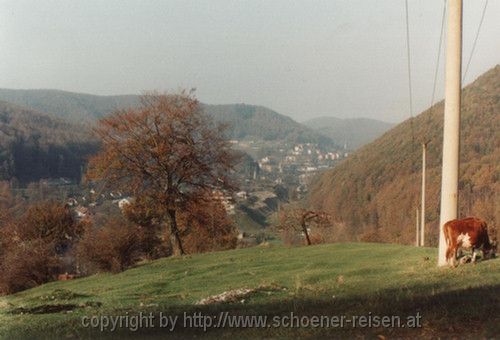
[
  {"left": 416, "top": 208, "right": 420, "bottom": 247},
  {"left": 420, "top": 142, "right": 428, "bottom": 246},
  {"left": 438, "top": 0, "right": 462, "bottom": 266}
]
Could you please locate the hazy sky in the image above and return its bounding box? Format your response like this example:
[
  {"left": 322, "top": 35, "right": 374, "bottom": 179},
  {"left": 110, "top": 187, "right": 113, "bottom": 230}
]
[{"left": 1, "top": 0, "right": 499, "bottom": 122}]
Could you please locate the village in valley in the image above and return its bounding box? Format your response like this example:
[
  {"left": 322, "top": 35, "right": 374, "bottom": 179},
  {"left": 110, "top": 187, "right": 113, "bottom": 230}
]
[
  {"left": 232, "top": 139, "right": 348, "bottom": 197},
  {"left": 26, "top": 140, "right": 349, "bottom": 242}
]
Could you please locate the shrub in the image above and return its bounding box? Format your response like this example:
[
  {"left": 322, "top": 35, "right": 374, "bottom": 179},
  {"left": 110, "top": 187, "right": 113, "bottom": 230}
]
[
  {"left": 0, "top": 200, "right": 82, "bottom": 294},
  {"left": 309, "top": 225, "right": 338, "bottom": 245},
  {"left": 279, "top": 229, "right": 304, "bottom": 246},
  {"left": 308, "top": 233, "right": 324, "bottom": 245},
  {"left": 17, "top": 201, "right": 83, "bottom": 254},
  {"left": 359, "top": 228, "right": 390, "bottom": 243},
  {"left": 0, "top": 240, "right": 61, "bottom": 294},
  {"left": 178, "top": 199, "right": 238, "bottom": 254},
  {"left": 76, "top": 219, "right": 142, "bottom": 274},
  {"left": 0, "top": 224, "right": 12, "bottom": 261}
]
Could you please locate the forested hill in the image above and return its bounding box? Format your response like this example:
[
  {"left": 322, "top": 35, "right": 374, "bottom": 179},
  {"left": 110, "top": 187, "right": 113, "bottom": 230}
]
[
  {"left": 202, "top": 104, "right": 333, "bottom": 145},
  {"left": 0, "top": 101, "right": 98, "bottom": 183},
  {"left": 303, "top": 116, "right": 394, "bottom": 149},
  {"left": 0, "top": 89, "right": 139, "bottom": 123},
  {"left": 308, "top": 65, "right": 500, "bottom": 245},
  {"left": 0, "top": 89, "right": 335, "bottom": 146}
]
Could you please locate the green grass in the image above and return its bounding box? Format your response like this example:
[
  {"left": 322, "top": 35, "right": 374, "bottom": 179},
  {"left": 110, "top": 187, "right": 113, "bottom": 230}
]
[{"left": 0, "top": 242, "right": 499, "bottom": 339}]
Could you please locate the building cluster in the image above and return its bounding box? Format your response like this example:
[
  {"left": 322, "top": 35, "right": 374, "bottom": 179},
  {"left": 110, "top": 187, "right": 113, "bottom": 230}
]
[
  {"left": 66, "top": 190, "right": 133, "bottom": 220},
  {"left": 212, "top": 190, "right": 236, "bottom": 215},
  {"left": 252, "top": 142, "right": 346, "bottom": 195},
  {"left": 33, "top": 140, "right": 348, "bottom": 224}
]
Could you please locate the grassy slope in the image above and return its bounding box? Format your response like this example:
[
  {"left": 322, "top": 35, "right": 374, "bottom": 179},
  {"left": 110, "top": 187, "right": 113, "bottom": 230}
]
[{"left": 0, "top": 243, "right": 499, "bottom": 339}]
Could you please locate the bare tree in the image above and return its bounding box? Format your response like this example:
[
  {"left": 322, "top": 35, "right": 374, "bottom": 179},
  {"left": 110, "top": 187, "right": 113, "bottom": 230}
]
[
  {"left": 277, "top": 208, "right": 331, "bottom": 245},
  {"left": 86, "top": 91, "right": 237, "bottom": 255}
]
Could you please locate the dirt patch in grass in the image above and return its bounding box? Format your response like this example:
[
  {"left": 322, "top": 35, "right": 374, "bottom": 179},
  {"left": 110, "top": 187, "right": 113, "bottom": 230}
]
[
  {"left": 9, "top": 304, "right": 79, "bottom": 314},
  {"left": 8, "top": 299, "right": 102, "bottom": 315},
  {"left": 196, "top": 284, "right": 285, "bottom": 305}
]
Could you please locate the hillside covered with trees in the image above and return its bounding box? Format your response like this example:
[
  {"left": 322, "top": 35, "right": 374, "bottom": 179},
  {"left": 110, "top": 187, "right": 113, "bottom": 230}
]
[
  {"left": 0, "top": 89, "right": 139, "bottom": 123},
  {"left": 0, "top": 101, "right": 97, "bottom": 183},
  {"left": 308, "top": 65, "right": 500, "bottom": 245},
  {"left": 303, "top": 116, "right": 394, "bottom": 149},
  {"left": 203, "top": 104, "right": 334, "bottom": 145}
]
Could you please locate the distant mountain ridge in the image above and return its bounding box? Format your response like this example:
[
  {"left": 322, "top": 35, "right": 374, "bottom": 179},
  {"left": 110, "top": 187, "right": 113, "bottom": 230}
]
[
  {"left": 0, "top": 89, "right": 139, "bottom": 122},
  {"left": 303, "top": 116, "right": 394, "bottom": 149},
  {"left": 0, "top": 89, "right": 335, "bottom": 146},
  {"left": 202, "top": 104, "right": 333, "bottom": 145}
]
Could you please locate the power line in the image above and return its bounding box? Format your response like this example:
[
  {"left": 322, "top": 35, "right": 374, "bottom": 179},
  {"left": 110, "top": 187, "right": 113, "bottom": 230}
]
[
  {"left": 428, "top": 0, "right": 447, "bottom": 121},
  {"left": 463, "top": 0, "right": 489, "bottom": 84},
  {"left": 405, "top": 0, "right": 414, "bottom": 121},
  {"left": 404, "top": 0, "right": 416, "bottom": 166}
]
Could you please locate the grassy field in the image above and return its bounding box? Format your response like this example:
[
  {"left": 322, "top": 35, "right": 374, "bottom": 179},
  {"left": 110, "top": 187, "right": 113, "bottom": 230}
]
[{"left": 0, "top": 242, "right": 498, "bottom": 339}]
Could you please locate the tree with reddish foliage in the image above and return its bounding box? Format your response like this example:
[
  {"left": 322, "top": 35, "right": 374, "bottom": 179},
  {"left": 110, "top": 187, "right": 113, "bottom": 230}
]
[
  {"left": 87, "top": 92, "right": 237, "bottom": 255},
  {"left": 0, "top": 181, "right": 23, "bottom": 225},
  {"left": 122, "top": 196, "right": 169, "bottom": 258},
  {"left": 0, "top": 200, "right": 83, "bottom": 294},
  {"left": 178, "top": 194, "right": 238, "bottom": 254},
  {"left": 17, "top": 201, "right": 83, "bottom": 254},
  {"left": 76, "top": 218, "right": 142, "bottom": 274},
  {"left": 0, "top": 181, "right": 20, "bottom": 260},
  {"left": 0, "top": 239, "right": 61, "bottom": 294}
]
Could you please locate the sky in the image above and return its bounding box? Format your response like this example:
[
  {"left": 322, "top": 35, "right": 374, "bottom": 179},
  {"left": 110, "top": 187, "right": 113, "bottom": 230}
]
[{"left": 0, "top": 0, "right": 499, "bottom": 123}]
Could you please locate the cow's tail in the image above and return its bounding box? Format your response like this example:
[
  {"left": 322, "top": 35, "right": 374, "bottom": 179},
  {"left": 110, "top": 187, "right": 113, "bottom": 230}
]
[
  {"left": 443, "top": 222, "right": 451, "bottom": 246},
  {"left": 443, "top": 221, "right": 453, "bottom": 264}
]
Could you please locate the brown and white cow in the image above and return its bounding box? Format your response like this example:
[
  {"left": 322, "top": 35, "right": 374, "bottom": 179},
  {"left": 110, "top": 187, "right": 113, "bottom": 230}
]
[{"left": 444, "top": 217, "right": 497, "bottom": 267}]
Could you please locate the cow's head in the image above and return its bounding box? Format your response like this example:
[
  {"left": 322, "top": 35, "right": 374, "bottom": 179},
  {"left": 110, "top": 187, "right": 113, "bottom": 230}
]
[{"left": 484, "top": 240, "right": 497, "bottom": 259}]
